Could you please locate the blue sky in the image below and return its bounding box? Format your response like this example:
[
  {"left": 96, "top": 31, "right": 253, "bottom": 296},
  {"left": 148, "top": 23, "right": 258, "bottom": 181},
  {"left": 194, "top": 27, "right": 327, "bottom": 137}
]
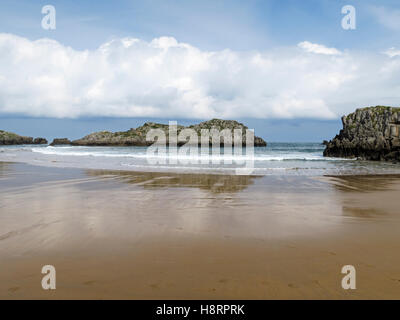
[
  {"left": 1, "top": 0, "right": 398, "bottom": 51},
  {"left": 0, "top": 0, "right": 399, "bottom": 141}
]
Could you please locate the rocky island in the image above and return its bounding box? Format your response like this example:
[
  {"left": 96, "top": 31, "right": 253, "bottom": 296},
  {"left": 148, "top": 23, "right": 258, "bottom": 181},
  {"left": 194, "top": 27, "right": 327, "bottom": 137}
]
[
  {"left": 50, "top": 138, "right": 71, "bottom": 146},
  {"left": 71, "top": 119, "right": 267, "bottom": 147},
  {"left": 323, "top": 106, "right": 400, "bottom": 161},
  {"left": 0, "top": 130, "right": 47, "bottom": 145}
]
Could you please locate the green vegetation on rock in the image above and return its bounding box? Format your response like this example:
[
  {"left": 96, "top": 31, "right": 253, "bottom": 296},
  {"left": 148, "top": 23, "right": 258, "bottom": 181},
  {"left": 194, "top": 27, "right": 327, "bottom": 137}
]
[
  {"left": 324, "top": 106, "right": 400, "bottom": 161},
  {"left": 72, "top": 119, "right": 267, "bottom": 147},
  {"left": 0, "top": 130, "right": 48, "bottom": 145}
]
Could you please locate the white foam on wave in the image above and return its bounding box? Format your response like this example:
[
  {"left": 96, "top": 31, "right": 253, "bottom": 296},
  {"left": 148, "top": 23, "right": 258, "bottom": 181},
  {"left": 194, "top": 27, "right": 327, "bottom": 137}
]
[
  {"left": 31, "top": 146, "right": 348, "bottom": 162},
  {"left": 3, "top": 144, "right": 400, "bottom": 176}
]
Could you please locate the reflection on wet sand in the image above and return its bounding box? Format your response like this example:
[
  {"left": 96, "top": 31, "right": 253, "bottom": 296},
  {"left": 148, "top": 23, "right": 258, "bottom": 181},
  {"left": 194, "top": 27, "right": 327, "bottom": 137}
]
[
  {"left": 321, "top": 175, "right": 400, "bottom": 219},
  {"left": 324, "top": 174, "right": 400, "bottom": 192},
  {"left": 86, "top": 169, "right": 260, "bottom": 193},
  {"left": 0, "top": 162, "right": 10, "bottom": 177},
  {"left": 1, "top": 163, "right": 400, "bottom": 299}
]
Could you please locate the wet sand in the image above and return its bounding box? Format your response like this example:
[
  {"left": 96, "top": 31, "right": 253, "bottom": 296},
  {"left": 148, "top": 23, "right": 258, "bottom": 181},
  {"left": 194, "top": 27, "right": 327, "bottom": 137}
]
[{"left": 1, "top": 162, "right": 400, "bottom": 299}]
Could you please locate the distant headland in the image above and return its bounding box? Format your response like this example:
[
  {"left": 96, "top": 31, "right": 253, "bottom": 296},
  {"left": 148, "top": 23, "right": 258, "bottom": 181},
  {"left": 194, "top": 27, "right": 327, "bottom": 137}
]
[
  {"left": 1, "top": 119, "right": 267, "bottom": 147},
  {"left": 0, "top": 130, "right": 47, "bottom": 145}
]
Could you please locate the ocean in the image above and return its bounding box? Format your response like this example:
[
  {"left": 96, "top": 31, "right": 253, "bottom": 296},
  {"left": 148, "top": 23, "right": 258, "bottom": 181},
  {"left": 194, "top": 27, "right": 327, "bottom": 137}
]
[{"left": 1, "top": 142, "right": 400, "bottom": 175}]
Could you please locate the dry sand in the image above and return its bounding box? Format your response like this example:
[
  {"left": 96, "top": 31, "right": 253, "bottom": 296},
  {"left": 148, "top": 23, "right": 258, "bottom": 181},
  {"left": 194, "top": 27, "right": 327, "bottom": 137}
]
[{"left": 0, "top": 162, "right": 400, "bottom": 299}]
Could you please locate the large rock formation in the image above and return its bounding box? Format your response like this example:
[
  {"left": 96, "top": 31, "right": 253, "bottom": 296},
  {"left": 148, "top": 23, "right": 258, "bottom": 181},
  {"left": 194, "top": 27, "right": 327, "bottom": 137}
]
[
  {"left": 50, "top": 138, "right": 71, "bottom": 146},
  {"left": 323, "top": 106, "right": 400, "bottom": 161},
  {"left": 33, "top": 137, "right": 48, "bottom": 144},
  {"left": 72, "top": 119, "right": 267, "bottom": 147},
  {"left": 0, "top": 130, "right": 47, "bottom": 145}
]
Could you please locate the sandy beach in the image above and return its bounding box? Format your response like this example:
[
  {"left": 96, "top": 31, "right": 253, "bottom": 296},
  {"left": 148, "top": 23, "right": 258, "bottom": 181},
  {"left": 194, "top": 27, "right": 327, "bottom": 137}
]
[
  {"left": 0, "top": 161, "right": 399, "bottom": 299},
  {"left": 2, "top": 0, "right": 400, "bottom": 307}
]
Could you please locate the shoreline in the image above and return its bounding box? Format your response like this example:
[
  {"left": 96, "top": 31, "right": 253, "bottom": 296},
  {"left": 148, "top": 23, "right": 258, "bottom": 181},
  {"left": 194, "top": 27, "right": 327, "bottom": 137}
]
[
  {"left": 2, "top": 144, "right": 400, "bottom": 176},
  {"left": 4, "top": 159, "right": 400, "bottom": 178}
]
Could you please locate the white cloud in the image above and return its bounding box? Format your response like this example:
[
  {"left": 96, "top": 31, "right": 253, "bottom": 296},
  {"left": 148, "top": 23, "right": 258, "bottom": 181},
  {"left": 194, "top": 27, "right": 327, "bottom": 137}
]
[
  {"left": 369, "top": 6, "right": 400, "bottom": 31},
  {"left": 383, "top": 47, "right": 400, "bottom": 58},
  {"left": 0, "top": 33, "right": 399, "bottom": 120},
  {"left": 298, "top": 41, "right": 342, "bottom": 55}
]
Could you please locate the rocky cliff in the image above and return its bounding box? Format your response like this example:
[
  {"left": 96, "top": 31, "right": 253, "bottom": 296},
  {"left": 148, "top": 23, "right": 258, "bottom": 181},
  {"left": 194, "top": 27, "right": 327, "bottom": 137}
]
[
  {"left": 0, "top": 130, "right": 47, "bottom": 145},
  {"left": 323, "top": 106, "right": 400, "bottom": 161},
  {"left": 72, "top": 119, "right": 267, "bottom": 147}
]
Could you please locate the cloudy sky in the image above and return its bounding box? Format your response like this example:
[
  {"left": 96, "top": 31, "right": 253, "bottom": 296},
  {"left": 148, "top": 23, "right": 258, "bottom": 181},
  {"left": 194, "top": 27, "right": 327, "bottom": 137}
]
[{"left": 0, "top": 0, "right": 399, "bottom": 141}]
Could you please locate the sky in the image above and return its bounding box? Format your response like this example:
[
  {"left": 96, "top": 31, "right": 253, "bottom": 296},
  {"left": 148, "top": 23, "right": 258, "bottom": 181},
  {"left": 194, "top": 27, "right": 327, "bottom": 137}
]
[{"left": 0, "top": 0, "right": 399, "bottom": 141}]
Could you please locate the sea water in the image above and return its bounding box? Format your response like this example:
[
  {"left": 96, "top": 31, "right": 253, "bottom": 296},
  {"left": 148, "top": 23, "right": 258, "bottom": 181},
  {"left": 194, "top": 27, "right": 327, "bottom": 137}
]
[{"left": 1, "top": 143, "right": 400, "bottom": 175}]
